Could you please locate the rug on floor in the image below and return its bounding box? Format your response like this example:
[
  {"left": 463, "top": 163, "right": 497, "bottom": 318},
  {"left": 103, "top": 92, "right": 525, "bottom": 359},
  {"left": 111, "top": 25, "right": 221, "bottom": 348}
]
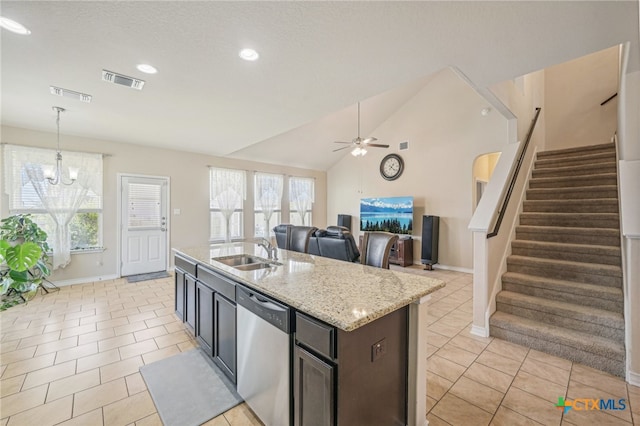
[
  {"left": 126, "top": 271, "right": 170, "bottom": 283},
  {"left": 140, "top": 349, "right": 242, "bottom": 426}
]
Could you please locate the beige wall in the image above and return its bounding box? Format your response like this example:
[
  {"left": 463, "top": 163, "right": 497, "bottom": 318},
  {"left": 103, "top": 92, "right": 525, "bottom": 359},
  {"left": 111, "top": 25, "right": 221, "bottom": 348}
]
[
  {"left": 327, "top": 68, "right": 509, "bottom": 270},
  {"left": 0, "top": 126, "right": 326, "bottom": 284},
  {"left": 545, "top": 46, "right": 619, "bottom": 150}
]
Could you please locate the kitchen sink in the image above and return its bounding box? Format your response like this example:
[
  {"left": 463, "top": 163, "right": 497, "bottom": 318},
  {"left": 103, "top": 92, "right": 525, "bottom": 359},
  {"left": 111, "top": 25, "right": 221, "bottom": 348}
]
[
  {"left": 234, "top": 262, "right": 277, "bottom": 271},
  {"left": 213, "top": 254, "right": 281, "bottom": 271}
]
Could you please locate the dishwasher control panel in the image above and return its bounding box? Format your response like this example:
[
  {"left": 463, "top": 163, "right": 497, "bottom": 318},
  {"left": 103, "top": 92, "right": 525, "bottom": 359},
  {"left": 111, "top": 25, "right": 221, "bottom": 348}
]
[{"left": 236, "top": 285, "right": 291, "bottom": 333}]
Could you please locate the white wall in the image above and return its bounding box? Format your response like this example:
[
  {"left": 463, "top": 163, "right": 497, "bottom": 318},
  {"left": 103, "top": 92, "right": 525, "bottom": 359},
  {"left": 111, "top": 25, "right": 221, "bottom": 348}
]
[
  {"left": 0, "top": 126, "right": 327, "bottom": 284},
  {"left": 545, "top": 46, "right": 619, "bottom": 149},
  {"left": 327, "top": 68, "right": 509, "bottom": 270},
  {"left": 470, "top": 69, "right": 546, "bottom": 335},
  {"left": 619, "top": 59, "right": 640, "bottom": 383}
]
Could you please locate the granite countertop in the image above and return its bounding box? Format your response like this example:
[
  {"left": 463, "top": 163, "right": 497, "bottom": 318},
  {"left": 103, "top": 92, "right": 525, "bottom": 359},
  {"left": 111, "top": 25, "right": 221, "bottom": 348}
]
[{"left": 173, "top": 242, "right": 445, "bottom": 332}]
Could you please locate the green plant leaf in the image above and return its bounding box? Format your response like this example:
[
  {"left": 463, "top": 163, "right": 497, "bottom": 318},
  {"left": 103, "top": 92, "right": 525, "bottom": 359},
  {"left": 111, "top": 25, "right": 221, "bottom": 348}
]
[
  {"left": 0, "top": 240, "right": 9, "bottom": 263},
  {"left": 1, "top": 277, "right": 13, "bottom": 295},
  {"left": 9, "top": 269, "right": 29, "bottom": 282},
  {"left": 5, "top": 243, "right": 42, "bottom": 272}
]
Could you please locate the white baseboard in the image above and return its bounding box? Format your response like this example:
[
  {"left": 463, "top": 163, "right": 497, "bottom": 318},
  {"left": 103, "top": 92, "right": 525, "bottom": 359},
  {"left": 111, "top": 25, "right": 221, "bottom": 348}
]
[
  {"left": 433, "top": 264, "right": 473, "bottom": 274},
  {"left": 411, "top": 261, "right": 472, "bottom": 274},
  {"left": 49, "top": 274, "right": 119, "bottom": 287},
  {"left": 470, "top": 324, "right": 489, "bottom": 338},
  {"left": 628, "top": 370, "right": 640, "bottom": 386}
]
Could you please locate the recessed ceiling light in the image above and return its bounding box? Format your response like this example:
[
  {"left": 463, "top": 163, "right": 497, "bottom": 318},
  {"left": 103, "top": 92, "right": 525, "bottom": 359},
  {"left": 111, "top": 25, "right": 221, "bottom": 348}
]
[
  {"left": 0, "top": 16, "right": 31, "bottom": 35},
  {"left": 136, "top": 64, "right": 158, "bottom": 74},
  {"left": 239, "top": 48, "right": 259, "bottom": 61}
]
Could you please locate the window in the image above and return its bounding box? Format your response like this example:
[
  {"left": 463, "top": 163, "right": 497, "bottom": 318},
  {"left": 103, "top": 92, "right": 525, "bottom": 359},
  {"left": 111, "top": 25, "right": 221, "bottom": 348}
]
[
  {"left": 254, "top": 172, "right": 283, "bottom": 238},
  {"left": 289, "top": 176, "right": 314, "bottom": 226},
  {"left": 209, "top": 167, "right": 246, "bottom": 242},
  {"left": 3, "top": 144, "right": 103, "bottom": 269}
]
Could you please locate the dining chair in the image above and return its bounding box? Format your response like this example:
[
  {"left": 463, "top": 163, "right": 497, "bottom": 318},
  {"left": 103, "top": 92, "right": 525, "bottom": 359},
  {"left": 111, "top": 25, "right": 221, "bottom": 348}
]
[{"left": 360, "top": 231, "right": 398, "bottom": 269}]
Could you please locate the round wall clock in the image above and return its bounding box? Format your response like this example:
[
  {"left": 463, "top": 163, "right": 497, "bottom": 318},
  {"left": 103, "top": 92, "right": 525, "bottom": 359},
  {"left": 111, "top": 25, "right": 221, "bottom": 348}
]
[{"left": 380, "top": 153, "right": 404, "bottom": 181}]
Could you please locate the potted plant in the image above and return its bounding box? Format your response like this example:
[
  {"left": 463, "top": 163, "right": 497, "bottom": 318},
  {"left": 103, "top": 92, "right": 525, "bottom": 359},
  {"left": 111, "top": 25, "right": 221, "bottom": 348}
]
[{"left": 0, "top": 214, "right": 51, "bottom": 310}]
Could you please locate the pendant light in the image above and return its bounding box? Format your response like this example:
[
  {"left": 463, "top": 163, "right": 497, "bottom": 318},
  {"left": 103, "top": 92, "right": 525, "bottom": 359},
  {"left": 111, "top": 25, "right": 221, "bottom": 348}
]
[{"left": 45, "top": 106, "right": 78, "bottom": 185}]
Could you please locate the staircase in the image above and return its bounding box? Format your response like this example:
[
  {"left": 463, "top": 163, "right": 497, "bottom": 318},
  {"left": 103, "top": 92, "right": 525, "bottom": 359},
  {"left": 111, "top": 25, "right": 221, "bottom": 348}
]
[{"left": 490, "top": 142, "right": 625, "bottom": 377}]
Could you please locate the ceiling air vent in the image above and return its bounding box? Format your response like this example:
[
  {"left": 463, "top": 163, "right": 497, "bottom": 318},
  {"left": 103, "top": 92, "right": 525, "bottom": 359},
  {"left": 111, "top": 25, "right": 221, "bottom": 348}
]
[
  {"left": 102, "top": 70, "right": 145, "bottom": 90},
  {"left": 49, "top": 86, "right": 92, "bottom": 103},
  {"left": 399, "top": 141, "right": 409, "bottom": 151}
]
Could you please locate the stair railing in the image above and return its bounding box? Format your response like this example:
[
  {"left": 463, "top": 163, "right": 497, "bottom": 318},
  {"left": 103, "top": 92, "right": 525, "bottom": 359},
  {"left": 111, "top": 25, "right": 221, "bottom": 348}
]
[
  {"left": 487, "top": 107, "right": 541, "bottom": 239},
  {"left": 601, "top": 93, "right": 617, "bottom": 106}
]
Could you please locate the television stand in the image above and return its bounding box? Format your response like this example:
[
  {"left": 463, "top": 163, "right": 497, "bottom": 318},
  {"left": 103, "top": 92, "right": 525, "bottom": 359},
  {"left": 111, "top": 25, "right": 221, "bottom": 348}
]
[{"left": 359, "top": 236, "right": 413, "bottom": 267}]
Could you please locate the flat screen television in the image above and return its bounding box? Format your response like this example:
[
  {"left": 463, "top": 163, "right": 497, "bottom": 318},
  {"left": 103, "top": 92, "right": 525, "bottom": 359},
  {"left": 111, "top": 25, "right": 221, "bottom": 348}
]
[{"left": 360, "top": 196, "right": 413, "bottom": 235}]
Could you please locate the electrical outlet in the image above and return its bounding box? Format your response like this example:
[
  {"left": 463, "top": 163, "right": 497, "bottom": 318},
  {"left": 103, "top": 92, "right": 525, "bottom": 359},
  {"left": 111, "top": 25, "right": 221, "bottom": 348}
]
[{"left": 371, "top": 338, "right": 387, "bottom": 362}]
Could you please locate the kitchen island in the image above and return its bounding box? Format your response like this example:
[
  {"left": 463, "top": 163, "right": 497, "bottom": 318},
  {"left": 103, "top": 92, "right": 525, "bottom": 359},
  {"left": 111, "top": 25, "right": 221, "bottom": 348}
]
[{"left": 173, "top": 242, "right": 445, "bottom": 426}]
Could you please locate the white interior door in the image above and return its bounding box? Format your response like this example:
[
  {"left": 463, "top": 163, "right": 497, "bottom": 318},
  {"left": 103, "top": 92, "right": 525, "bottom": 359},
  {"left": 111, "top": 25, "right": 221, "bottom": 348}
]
[{"left": 120, "top": 176, "right": 168, "bottom": 276}]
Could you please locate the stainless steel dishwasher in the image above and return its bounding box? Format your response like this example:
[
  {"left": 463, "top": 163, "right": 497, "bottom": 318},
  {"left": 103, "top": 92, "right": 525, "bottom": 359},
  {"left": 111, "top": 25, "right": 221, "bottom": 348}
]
[{"left": 236, "top": 285, "right": 291, "bottom": 426}]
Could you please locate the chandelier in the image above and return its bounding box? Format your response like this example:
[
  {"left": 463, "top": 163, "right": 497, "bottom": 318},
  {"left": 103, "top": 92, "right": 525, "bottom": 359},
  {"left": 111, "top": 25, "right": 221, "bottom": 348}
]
[{"left": 45, "top": 106, "right": 78, "bottom": 185}]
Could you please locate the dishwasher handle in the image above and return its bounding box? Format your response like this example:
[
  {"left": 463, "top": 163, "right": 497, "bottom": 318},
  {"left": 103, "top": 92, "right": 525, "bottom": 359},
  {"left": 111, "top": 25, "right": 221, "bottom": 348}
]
[{"left": 237, "top": 285, "right": 291, "bottom": 333}]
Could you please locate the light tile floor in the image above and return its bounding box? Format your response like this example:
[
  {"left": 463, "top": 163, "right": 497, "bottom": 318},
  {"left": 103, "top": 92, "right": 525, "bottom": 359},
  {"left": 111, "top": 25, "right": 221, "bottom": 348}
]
[{"left": 0, "top": 267, "right": 638, "bottom": 425}]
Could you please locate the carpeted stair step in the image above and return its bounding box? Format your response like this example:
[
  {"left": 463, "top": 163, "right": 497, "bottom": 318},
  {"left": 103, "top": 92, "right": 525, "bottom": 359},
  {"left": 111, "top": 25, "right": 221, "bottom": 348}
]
[
  {"left": 534, "top": 151, "right": 616, "bottom": 169},
  {"left": 523, "top": 198, "right": 619, "bottom": 213},
  {"left": 529, "top": 173, "right": 618, "bottom": 189},
  {"left": 526, "top": 185, "right": 618, "bottom": 201},
  {"left": 536, "top": 142, "right": 616, "bottom": 160},
  {"left": 506, "top": 255, "right": 622, "bottom": 287},
  {"left": 516, "top": 225, "right": 620, "bottom": 246},
  {"left": 511, "top": 240, "right": 622, "bottom": 266},
  {"left": 495, "top": 291, "right": 624, "bottom": 341},
  {"left": 531, "top": 162, "right": 617, "bottom": 179},
  {"left": 501, "top": 272, "right": 623, "bottom": 313},
  {"left": 519, "top": 212, "right": 620, "bottom": 229},
  {"left": 489, "top": 311, "right": 625, "bottom": 377}
]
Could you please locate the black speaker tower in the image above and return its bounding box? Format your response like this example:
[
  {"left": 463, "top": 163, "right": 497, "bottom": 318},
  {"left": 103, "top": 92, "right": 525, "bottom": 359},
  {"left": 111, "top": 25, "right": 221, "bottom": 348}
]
[
  {"left": 421, "top": 215, "right": 439, "bottom": 270},
  {"left": 337, "top": 214, "right": 352, "bottom": 231}
]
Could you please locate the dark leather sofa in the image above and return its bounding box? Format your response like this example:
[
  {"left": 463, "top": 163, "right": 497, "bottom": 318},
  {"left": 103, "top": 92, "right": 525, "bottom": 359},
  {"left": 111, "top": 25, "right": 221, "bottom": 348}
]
[{"left": 273, "top": 225, "right": 360, "bottom": 262}]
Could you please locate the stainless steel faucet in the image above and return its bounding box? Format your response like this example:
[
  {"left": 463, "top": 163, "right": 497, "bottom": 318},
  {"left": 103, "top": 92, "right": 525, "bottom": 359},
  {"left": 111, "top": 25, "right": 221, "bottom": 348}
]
[{"left": 257, "top": 238, "right": 278, "bottom": 261}]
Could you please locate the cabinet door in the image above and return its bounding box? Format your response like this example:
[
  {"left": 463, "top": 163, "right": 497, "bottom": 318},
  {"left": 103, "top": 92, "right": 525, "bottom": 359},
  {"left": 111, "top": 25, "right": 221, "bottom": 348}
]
[
  {"left": 294, "top": 345, "right": 335, "bottom": 426},
  {"left": 175, "top": 269, "right": 185, "bottom": 321},
  {"left": 196, "top": 282, "right": 215, "bottom": 356},
  {"left": 185, "top": 274, "right": 197, "bottom": 331},
  {"left": 214, "top": 293, "right": 237, "bottom": 383}
]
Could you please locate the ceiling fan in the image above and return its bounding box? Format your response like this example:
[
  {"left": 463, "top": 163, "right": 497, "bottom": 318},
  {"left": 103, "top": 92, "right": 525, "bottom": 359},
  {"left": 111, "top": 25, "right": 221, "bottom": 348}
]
[{"left": 333, "top": 102, "right": 389, "bottom": 156}]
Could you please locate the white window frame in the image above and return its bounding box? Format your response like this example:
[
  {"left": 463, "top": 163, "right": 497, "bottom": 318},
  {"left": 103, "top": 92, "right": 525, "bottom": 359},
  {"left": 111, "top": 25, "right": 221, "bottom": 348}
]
[
  {"left": 289, "top": 176, "right": 315, "bottom": 226},
  {"left": 3, "top": 144, "right": 104, "bottom": 254},
  {"left": 254, "top": 172, "right": 284, "bottom": 238},
  {"left": 209, "top": 167, "right": 246, "bottom": 242}
]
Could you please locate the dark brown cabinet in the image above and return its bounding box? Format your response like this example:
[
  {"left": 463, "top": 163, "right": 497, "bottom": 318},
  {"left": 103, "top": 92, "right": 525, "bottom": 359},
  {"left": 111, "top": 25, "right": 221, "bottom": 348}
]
[
  {"left": 196, "top": 282, "right": 215, "bottom": 355},
  {"left": 389, "top": 237, "right": 413, "bottom": 267},
  {"left": 294, "top": 345, "right": 335, "bottom": 426},
  {"left": 185, "top": 274, "right": 197, "bottom": 331},
  {"left": 175, "top": 268, "right": 185, "bottom": 321},
  {"left": 175, "top": 255, "right": 197, "bottom": 331},
  {"left": 294, "top": 309, "right": 407, "bottom": 425},
  {"left": 213, "top": 293, "right": 237, "bottom": 383},
  {"left": 174, "top": 255, "right": 238, "bottom": 384}
]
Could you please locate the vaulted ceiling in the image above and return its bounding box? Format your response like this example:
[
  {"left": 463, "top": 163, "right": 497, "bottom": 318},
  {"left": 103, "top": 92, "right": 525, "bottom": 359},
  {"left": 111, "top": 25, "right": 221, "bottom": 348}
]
[{"left": 1, "top": 1, "right": 638, "bottom": 170}]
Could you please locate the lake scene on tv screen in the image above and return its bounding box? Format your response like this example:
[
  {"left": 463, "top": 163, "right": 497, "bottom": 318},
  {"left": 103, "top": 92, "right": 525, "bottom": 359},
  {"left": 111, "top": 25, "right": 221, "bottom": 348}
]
[{"left": 360, "top": 196, "right": 413, "bottom": 235}]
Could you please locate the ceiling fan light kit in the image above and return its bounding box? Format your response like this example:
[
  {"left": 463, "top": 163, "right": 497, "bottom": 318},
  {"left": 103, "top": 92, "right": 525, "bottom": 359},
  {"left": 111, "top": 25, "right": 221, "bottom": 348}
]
[
  {"left": 333, "top": 102, "right": 389, "bottom": 155},
  {"left": 351, "top": 147, "right": 367, "bottom": 157}
]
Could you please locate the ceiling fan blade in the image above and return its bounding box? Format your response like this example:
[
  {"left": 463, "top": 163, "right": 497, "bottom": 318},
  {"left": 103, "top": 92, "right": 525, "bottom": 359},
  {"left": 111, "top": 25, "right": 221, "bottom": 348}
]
[
  {"left": 332, "top": 145, "right": 352, "bottom": 152},
  {"left": 333, "top": 141, "right": 352, "bottom": 144},
  {"left": 361, "top": 137, "right": 378, "bottom": 144},
  {"left": 367, "top": 143, "right": 390, "bottom": 148}
]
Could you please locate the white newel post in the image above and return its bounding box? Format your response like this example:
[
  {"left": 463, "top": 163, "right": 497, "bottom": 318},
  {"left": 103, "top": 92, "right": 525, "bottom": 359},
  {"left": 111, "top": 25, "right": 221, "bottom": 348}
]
[
  {"left": 471, "top": 231, "right": 490, "bottom": 337},
  {"left": 408, "top": 294, "right": 430, "bottom": 426}
]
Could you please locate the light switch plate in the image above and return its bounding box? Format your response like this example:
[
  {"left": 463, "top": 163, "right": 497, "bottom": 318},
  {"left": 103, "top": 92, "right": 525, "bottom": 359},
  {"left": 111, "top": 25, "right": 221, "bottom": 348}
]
[{"left": 173, "top": 208, "right": 181, "bottom": 215}]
